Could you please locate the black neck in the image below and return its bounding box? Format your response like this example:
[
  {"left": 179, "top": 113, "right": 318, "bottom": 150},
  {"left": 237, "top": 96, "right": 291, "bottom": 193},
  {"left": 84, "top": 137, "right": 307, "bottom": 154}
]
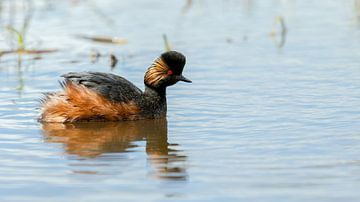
[
  {"left": 140, "top": 85, "right": 167, "bottom": 118},
  {"left": 144, "top": 85, "right": 166, "bottom": 97}
]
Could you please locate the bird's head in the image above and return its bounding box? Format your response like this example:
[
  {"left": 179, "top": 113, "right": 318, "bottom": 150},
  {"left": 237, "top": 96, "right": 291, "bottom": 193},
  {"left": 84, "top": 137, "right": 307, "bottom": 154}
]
[{"left": 144, "top": 51, "right": 191, "bottom": 89}]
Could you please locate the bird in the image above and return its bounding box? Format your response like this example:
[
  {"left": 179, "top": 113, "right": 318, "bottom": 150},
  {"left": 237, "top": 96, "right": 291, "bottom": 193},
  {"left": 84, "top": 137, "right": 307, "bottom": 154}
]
[{"left": 39, "top": 51, "right": 191, "bottom": 123}]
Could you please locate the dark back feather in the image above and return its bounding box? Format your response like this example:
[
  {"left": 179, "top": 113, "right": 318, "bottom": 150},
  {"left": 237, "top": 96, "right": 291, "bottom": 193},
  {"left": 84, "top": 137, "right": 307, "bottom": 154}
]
[{"left": 62, "top": 72, "right": 142, "bottom": 103}]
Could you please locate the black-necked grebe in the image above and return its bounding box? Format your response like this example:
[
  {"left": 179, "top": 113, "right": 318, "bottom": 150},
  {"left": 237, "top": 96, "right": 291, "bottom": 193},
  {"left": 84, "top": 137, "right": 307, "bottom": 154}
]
[{"left": 39, "top": 51, "right": 191, "bottom": 123}]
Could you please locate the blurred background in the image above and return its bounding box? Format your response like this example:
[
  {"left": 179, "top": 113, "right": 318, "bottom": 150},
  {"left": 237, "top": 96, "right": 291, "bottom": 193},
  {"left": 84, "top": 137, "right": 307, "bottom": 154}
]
[{"left": 0, "top": 0, "right": 360, "bottom": 201}]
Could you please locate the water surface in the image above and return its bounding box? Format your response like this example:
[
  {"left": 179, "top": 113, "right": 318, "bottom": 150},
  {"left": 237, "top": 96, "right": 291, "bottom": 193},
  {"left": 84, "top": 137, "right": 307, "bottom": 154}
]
[{"left": 0, "top": 1, "right": 360, "bottom": 201}]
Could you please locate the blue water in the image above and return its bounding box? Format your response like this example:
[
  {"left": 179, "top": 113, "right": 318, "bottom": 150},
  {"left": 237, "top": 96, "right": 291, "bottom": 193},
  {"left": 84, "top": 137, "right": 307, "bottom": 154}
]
[{"left": 0, "top": 0, "right": 360, "bottom": 201}]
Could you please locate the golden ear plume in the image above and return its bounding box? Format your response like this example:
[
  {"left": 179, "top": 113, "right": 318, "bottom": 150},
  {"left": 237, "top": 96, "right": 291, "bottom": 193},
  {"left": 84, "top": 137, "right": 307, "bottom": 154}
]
[{"left": 144, "top": 57, "right": 169, "bottom": 86}]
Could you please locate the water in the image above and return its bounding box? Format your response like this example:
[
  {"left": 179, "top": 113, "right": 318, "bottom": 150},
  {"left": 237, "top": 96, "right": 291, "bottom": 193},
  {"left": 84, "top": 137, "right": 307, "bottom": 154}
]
[{"left": 0, "top": 0, "right": 360, "bottom": 201}]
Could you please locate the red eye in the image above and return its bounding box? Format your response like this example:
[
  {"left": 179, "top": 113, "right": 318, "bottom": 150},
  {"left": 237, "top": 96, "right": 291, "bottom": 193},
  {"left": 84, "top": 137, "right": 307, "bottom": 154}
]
[{"left": 167, "top": 69, "right": 173, "bottom": 75}]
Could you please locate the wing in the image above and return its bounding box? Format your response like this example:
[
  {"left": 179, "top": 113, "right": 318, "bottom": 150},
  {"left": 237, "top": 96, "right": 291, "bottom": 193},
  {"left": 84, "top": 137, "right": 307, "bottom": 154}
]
[{"left": 62, "top": 71, "right": 143, "bottom": 103}]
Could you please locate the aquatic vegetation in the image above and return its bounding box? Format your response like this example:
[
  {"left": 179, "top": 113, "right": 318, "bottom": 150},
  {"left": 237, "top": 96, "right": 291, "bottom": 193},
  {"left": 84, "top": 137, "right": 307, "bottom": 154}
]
[
  {"left": 270, "top": 15, "right": 287, "bottom": 48},
  {"left": 162, "top": 34, "right": 172, "bottom": 51},
  {"left": 6, "top": 26, "right": 25, "bottom": 51},
  {"left": 0, "top": 6, "right": 57, "bottom": 57}
]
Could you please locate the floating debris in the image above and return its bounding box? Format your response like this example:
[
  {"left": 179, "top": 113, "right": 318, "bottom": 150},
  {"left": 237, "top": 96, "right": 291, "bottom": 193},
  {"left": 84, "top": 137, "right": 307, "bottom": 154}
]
[
  {"left": 110, "top": 53, "right": 118, "bottom": 69},
  {"left": 0, "top": 49, "right": 58, "bottom": 56},
  {"left": 90, "top": 49, "right": 101, "bottom": 63},
  {"left": 75, "top": 35, "right": 128, "bottom": 45},
  {"left": 33, "top": 55, "right": 42, "bottom": 60},
  {"left": 162, "top": 34, "right": 172, "bottom": 51},
  {"left": 243, "top": 35, "right": 248, "bottom": 41},
  {"left": 62, "top": 60, "right": 81, "bottom": 64},
  {"left": 226, "top": 37, "right": 234, "bottom": 44},
  {"left": 182, "top": 0, "right": 193, "bottom": 13}
]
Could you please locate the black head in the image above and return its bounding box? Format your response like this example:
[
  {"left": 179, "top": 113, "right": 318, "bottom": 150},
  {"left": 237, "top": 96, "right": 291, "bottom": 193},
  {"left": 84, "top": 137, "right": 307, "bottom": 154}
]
[
  {"left": 144, "top": 51, "right": 191, "bottom": 88},
  {"left": 160, "top": 51, "right": 186, "bottom": 75}
]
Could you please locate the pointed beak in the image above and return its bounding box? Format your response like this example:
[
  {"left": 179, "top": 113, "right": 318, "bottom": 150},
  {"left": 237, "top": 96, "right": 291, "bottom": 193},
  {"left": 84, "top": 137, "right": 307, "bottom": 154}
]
[{"left": 177, "top": 75, "right": 192, "bottom": 83}]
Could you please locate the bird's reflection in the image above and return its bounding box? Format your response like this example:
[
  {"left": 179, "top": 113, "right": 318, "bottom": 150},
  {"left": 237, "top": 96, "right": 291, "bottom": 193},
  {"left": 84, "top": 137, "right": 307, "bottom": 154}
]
[{"left": 41, "top": 119, "right": 187, "bottom": 181}]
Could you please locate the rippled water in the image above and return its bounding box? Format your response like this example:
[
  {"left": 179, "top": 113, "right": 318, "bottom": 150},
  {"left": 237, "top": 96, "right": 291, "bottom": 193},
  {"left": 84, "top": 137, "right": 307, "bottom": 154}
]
[{"left": 0, "top": 0, "right": 360, "bottom": 201}]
